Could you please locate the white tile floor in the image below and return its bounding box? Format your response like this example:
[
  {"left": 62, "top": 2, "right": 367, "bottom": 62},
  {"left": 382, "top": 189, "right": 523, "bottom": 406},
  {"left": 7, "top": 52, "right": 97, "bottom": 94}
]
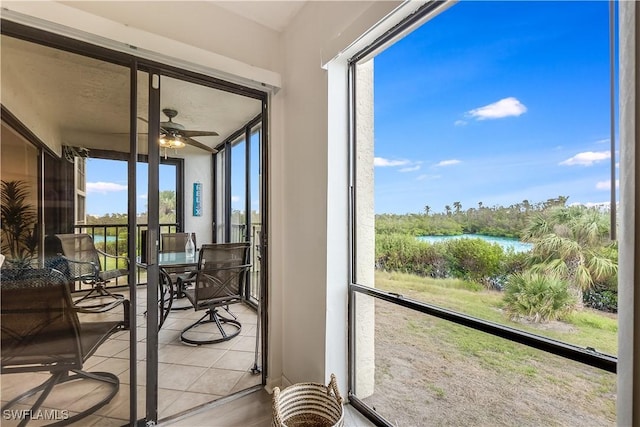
[{"left": 0, "top": 286, "right": 262, "bottom": 426}]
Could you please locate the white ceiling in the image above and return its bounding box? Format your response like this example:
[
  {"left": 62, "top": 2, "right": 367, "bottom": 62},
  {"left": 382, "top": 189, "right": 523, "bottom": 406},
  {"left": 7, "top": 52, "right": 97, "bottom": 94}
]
[
  {"left": 210, "top": 1, "right": 306, "bottom": 32},
  {"left": 2, "top": 1, "right": 310, "bottom": 156},
  {"left": 1, "top": 34, "right": 263, "bottom": 156}
]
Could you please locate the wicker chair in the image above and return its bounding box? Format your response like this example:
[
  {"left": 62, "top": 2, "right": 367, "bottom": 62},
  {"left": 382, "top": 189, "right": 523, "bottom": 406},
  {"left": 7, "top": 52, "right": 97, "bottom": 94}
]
[
  {"left": 181, "top": 242, "right": 251, "bottom": 345},
  {"left": 0, "top": 268, "right": 129, "bottom": 426},
  {"left": 52, "top": 233, "right": 129, "bottom": 308}
]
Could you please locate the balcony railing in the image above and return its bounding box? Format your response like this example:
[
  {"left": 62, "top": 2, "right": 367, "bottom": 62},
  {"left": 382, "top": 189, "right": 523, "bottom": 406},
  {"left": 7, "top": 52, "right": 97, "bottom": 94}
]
[
  {"left": 73, "top": 223, "right": 178, "bottom": 288},
  {"left": 231, "top": 223, "right": 262, "bottom": 303},
  {"left": 72, "top": 223, "right": 262, "bottom": 302}
]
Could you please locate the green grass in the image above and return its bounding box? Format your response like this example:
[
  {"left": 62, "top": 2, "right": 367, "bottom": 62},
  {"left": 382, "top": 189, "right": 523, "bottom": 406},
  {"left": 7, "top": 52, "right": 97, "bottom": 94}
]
[
  {"left": 376, "top": 270, "right": 618, "bottom": 355},
  {"left": 373, "top": 270, "right": 617, "bottom": 422}
]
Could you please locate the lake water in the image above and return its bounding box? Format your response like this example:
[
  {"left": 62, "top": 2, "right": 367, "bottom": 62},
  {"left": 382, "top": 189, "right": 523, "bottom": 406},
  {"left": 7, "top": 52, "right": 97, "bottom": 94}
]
[
  {"left": 417, "top": 234, "right": 533, "bottom": 253},
  {"left": 92, "top": 235, "right": 118, "bottom": 244}
]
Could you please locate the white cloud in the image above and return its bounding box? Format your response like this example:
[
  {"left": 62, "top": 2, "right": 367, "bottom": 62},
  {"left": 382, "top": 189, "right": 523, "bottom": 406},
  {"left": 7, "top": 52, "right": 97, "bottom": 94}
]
[
  {"left": 466, "top": 97, "right": 527, "bottom": 120},
  {"left": 139, "top": 194, "right": 147, "bottom": 200},
  {"left": 87, "top": 182, "right": 127, "bottom": 194},
  {"left": 374, "top": 157, "right": 410, "bottom": 167},
  {"left": 435, "top": 159, "right": 461, "bottom": 167},
  {"left": 596, "top": 179, "right": 619, "bottom": 190},
  {"left": 231, "top": 195, "right": 240, "bottom": 203},
  {"left": 399, "top": 165, "right": 421, "bottom": 173},
  {"left": 454, "top": 120, "right": 467, "bottom": 126},
  {"left": 560, "top": 151, "right": 610, "bottom": 166}
]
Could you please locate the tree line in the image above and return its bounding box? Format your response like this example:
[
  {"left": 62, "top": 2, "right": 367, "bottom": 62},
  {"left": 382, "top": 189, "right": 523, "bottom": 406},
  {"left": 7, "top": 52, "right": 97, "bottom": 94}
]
[
  {"left": 375, "top": 197, "right": 619, "bottom": 319},
  {"left": 377, "top": 196, "right": 585, "bottom": 238}
]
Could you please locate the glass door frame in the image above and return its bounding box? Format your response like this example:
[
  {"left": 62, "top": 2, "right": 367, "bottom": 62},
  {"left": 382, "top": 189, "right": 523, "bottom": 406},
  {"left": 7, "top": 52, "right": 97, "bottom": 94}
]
[{"left": 1, "top": 19, "right": 270, "bottom": 426}]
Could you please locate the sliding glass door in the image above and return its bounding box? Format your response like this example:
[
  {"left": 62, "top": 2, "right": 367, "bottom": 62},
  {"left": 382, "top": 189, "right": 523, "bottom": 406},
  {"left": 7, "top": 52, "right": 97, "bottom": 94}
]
[
  {"left": 1, "top": 21, "right": 269, "bottom": 426},
  {"left": 1, "top": 30, "right": 136, "bottom": 425}
]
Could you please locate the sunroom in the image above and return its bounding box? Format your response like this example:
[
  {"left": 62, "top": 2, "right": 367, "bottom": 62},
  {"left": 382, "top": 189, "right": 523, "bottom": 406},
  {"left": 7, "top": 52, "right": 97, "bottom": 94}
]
[{"left": 0, "top": 1, "right": 639, "bottom": 426}]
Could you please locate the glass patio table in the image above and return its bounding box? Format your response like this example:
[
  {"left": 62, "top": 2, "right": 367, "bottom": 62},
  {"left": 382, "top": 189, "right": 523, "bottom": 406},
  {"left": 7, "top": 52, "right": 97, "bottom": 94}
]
[{"left": 137, "top": 251, "right": 198, "bottom": 290}]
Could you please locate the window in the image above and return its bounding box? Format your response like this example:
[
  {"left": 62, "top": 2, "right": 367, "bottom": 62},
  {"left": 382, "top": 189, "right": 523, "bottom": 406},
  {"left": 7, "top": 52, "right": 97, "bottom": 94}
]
[
  {"left": 349, "top": 2, "right": 617, "bottom": 425},
  {"left": 0, "top": 123, "right": 40, "bottom": 263},
  {"left": 75, "top": 157, "right": 87, "bottom": 224}
]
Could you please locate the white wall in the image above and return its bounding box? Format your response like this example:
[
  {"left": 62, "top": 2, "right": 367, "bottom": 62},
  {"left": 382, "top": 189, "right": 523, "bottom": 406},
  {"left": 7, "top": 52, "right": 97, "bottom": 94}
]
[
  {"left": 179, "top": 153, "right": 214, "bottom": 245},
  {"left": 275, "top": 0, "right": 403, "bottom": 390},
  {"left": 1, "top": 51, "right": 63, "bottom": 155},
  {"left": 354, "top": 59, "right": 376, "bottom": 397}
]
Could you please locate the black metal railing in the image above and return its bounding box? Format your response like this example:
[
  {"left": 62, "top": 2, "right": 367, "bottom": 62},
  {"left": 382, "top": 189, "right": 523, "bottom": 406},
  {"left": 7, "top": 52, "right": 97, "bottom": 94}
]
[
  {"left": 73, "top": 223, "right": 178, "bottom": 287},
  {"left": 71, "top": 223, "right": 262, "bottom": 299},
  {"left": 231, "top": 222, "right": 262, "bottom": 303}
]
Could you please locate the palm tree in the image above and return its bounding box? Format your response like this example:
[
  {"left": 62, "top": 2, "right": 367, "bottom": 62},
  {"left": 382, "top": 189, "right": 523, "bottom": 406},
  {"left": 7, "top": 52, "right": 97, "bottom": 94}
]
[
  {"left": 522, "top": 205, "right": 617, "bottom": 308},
  {"left": 444, "top": 205, "right": 452, "bottom": 216},
  {"left": 453, "top": 201, "right": 462, "bottom": 215},
  {"left": 424, "top": 205, "right": 431, "bottom": 216},
  {"left": 1, "top": 180, "right": 38, "bottom": 267}
]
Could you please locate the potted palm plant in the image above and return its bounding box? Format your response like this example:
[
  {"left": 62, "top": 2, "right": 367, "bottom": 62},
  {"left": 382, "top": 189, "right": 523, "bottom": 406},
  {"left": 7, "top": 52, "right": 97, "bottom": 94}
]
[{"left": 1, "top": 180, "right": 38, "bottom": 268}]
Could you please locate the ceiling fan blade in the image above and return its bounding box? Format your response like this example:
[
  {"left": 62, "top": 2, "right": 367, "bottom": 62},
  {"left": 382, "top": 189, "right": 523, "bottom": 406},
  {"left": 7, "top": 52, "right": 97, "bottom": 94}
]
[
  {"left": 181, "top": 130, "right": 219, "bottom": 137},
  {"left": 184, "top": 136, "right": 217, "bottom": 153},
  {"left": 137, "top": 116, "right": 149, "bottom": 123}
]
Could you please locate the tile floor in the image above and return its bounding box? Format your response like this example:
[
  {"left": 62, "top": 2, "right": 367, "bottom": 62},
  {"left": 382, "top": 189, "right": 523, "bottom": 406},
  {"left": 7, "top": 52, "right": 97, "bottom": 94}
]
[
  {"left": 162, "top": 388, "right": 376, "bottom": 427},
  {"left": 0, "top": 286, "right": 262, "bottom": 426}
]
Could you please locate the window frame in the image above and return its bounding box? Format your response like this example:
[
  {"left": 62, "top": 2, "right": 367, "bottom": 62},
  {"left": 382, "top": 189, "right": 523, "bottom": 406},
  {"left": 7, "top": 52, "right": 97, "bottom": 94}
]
[{"left": 346, "top": 2, "right": 618, "bottom": 425}]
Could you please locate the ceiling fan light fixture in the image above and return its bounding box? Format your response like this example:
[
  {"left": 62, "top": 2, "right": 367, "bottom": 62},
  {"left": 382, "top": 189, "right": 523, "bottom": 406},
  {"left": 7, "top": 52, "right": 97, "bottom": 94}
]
[{"left": 159, "top": 135, "right": 186, "bottom": 149}]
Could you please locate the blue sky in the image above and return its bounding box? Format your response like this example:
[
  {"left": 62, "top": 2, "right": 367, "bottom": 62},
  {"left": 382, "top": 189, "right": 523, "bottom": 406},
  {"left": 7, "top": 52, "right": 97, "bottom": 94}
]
[
  {"left": 86, "top": 140, "right": 257, "bottom": 216},
  {"left": 86, "top": 159, "right": 176, "bottom": 216},
  {"left": 373, "top": 1, "right": 617, "bottom": 214}
]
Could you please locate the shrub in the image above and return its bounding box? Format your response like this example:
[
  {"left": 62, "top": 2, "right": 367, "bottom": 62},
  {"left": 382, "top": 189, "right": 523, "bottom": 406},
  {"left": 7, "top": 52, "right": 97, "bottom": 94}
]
[
  {"left": 444, "top": 238, "right": 503, "bottom": 287},
  {"left": 583, "top": 288, "right": 618, "bottom": 313},
  {"left": 375, "top": 234, "right": 448, "bottom": 278},
  {"left": 503, "top": 271, "right": 575, "bottom": 322},
  {"left": 490, "top": 250, "right": 530, "bottom": 290}
]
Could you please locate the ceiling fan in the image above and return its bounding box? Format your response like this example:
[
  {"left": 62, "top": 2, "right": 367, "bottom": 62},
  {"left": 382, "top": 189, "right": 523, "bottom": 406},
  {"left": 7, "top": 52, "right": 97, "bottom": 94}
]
[{"left": 140, "top": 108, "right": 219, "bottom": 156}]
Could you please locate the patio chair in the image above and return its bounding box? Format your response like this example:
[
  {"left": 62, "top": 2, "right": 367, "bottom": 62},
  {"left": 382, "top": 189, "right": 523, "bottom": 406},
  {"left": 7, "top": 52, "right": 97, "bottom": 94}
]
[
  {"left": 0, "top": 268, "right": 130, "bottom": 426},
  {"left": 161, "top": 232, "right": 197, "bottom": 253},
  {"left": 160, "top": 232, "right": 198, "bottom": 301},
  {"left": 52, "top": 233, "right": 129, "bottom": 308},
  {"left": 181, "top": 242, "right": 251, "bottom": 345}
]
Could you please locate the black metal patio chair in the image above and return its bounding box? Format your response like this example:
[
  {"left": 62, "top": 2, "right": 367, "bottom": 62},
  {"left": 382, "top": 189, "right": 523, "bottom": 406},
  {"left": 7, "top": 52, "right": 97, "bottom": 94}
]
[
  {"left": 52, "top": 233, "right": 129, "bottom": 309},
  {"left": 160, "top": 232, "right": 198, "bottom": 303},
  {"left": 0, "top": 268, "right": 130, "bottom": 426},
  {"left": 181, "top": 242, "right": 251, "bottom": 345}
]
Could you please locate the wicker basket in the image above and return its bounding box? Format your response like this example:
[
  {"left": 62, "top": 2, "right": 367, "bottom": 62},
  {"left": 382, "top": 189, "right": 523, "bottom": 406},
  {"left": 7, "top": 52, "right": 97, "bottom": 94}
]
[{"left": 272, "top": 373, "right": 344, "bottom": 427}]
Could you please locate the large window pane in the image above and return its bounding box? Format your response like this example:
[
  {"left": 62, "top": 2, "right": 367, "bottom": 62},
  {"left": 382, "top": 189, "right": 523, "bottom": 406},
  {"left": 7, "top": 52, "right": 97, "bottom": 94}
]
[
  {"left": 353, "top": 293, "right": 616, "bottom": 426},
  {"left": 353, "top": 0, "right": 617, "bottom": 355},
  {"left": 351, "top": 2, "right": 618, "bottom": 424},
  {"left": 231, "top": 138, "right": 247, "bottom": 242},
  {"left": 1, "top": 34, "right": 133, "bottom": 424}
]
